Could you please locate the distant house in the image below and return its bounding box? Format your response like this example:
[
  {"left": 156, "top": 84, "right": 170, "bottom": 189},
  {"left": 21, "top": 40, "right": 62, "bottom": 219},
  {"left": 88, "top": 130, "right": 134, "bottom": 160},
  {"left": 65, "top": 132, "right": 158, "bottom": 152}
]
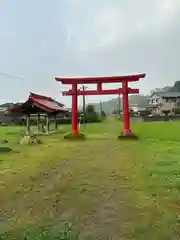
[
  {"left": 0, "top": 107, "right": 13, "bottom": 124},
  {"left": 129, "top": 104, "right": 150, "bottom": 116},
  {"left": 148, "top": 92, "right": 180, "bottom": 115},
  {"left": 129, "top": 104, "right": 139, "bottom": 113}
]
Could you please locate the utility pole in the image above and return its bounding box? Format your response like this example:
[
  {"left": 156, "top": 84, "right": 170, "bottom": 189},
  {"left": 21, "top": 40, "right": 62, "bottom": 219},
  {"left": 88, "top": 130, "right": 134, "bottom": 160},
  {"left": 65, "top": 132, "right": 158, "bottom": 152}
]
[
  {"left": 100, "top": 101, "right": 103, "bottom": 116},
  {"left": 118, "top": 89, "right": 121, "bottom": 115},
  {"left": 81, "top": 85, "right": 87, "bottom": 127}
]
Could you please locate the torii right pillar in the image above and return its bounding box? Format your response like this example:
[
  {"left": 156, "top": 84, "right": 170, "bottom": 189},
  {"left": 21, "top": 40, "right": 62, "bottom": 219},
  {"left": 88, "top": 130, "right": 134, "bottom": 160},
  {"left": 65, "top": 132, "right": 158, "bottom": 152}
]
[{"left": 118, "top": 79, "right": 137, "bottom": 139}]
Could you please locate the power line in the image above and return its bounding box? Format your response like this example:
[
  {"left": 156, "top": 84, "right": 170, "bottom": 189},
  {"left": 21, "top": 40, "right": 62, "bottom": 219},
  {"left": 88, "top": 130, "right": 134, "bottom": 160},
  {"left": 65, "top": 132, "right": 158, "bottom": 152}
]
[{"left": 0, "top": 72, "right": 24, "bottom": 80}]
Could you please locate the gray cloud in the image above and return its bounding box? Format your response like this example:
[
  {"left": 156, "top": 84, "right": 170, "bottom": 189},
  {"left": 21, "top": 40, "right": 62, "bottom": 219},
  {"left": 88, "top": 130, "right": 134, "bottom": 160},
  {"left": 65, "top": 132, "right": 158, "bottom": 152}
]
[
  {"left": 1, "top": 0, "right": 180, "bottom": 105},
  {"left": 58, "top": 0, "right": 180, "bottom": 98}
]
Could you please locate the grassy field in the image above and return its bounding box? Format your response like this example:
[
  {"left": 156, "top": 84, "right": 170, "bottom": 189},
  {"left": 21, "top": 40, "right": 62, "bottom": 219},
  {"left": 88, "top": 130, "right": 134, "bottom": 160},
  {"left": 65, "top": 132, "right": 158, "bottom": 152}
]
[{"left": 1, "top": 119, "right": 180, "bottom": 239}]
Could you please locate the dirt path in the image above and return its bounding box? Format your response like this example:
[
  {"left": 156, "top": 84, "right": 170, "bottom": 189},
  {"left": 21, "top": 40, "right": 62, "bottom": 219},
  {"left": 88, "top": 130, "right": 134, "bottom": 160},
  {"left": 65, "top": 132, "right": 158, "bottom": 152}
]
[
  {"left": 1, "top": 131, "right": 138, "bottom": 239},
  {"left": 60, "top": 139, "right": 136, "bottom": 239}
]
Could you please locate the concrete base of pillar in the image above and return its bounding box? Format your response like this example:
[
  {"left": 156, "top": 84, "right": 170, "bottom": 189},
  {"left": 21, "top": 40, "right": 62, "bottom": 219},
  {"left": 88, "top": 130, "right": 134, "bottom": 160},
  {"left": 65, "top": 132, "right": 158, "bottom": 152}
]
[
  {"left": 118, "top": 131, "right": 138, "bottom": 140},
  {"left": 64, "top": 132, "right": 86, "bottom": 140}
]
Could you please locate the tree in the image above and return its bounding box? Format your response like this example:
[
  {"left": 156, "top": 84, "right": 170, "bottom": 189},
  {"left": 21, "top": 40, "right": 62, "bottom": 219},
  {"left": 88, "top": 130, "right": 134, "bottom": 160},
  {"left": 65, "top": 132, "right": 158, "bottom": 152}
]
[
  {"left": 101, "top": 110, "right": 106, "bottom": 117},
  {"left": 169, "top": 81, "right": 180, "bottom": 92},
  {"left": 85, "top": 104, "right": 100, "bottom": 122},
  {"left": 86, "top": 104, "right": 95, "bottom": 113},
  {"left": 112, "top": 109, "right": 117, "bottom": 115},
  {"left": 112, "top": 109, "right": 122, "bottom": 115}
]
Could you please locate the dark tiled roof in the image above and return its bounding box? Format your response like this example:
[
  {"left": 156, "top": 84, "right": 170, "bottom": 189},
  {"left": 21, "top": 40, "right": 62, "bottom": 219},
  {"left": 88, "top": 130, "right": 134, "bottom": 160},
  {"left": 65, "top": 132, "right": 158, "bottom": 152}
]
[{"left": 152, "top": 92, "right": 180, "bottom": 98}]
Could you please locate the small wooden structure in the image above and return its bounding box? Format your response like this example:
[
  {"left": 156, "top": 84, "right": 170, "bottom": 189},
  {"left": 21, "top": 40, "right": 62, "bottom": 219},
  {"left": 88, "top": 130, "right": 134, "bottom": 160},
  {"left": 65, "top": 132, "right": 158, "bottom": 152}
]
[{"left": 7, "top": 93, "right": 69, "bottom": 135}]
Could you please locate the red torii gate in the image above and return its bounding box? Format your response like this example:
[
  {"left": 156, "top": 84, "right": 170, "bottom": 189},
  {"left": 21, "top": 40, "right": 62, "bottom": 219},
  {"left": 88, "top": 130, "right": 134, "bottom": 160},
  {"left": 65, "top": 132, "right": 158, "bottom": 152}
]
[{"left": 55, "top": 74, "right": 146, "bottom": 138}]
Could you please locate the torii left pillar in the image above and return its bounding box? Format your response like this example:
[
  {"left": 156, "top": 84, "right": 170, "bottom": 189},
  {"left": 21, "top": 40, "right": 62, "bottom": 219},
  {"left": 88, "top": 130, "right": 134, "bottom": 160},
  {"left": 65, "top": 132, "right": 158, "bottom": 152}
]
[{"left": 71, "top": 83, "right": 79, "bottom": 135}]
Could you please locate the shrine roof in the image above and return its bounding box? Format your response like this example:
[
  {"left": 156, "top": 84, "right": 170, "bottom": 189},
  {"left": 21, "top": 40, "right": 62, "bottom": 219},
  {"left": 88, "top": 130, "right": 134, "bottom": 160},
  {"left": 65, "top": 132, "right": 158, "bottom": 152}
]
[
  {"left": 7, "top": 92, "right": 68, "bottom": 114},
  {"left": 55, "top": 73, "right": 146, "bottom": 84},
  {"left": 29, "top": 92, "right": 65, "bottom": 110}
]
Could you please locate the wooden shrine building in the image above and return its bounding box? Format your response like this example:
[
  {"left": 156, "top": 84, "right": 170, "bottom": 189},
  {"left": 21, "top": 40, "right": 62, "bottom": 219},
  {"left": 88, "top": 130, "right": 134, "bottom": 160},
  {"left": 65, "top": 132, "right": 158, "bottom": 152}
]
[{"left": 7, "top": 92, "right": 69, "bottom": 134}]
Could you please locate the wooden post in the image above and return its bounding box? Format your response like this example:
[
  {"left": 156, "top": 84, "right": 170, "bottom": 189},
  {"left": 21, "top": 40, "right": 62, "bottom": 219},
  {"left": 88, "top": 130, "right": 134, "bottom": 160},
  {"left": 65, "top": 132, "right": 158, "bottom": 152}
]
[
  {"left": 46, "top": 115, "right": 49, "bottom": 134},
  {"left": 26, "top": 114, "right": 30, "bottom": 135},
  {"left": 55, "top": 115, "right": 58, "bottom": 131},
  {"left": 37, "top": 114, "right": 40, "bottom": 133},
  {"left": 42, "top": 115, "right": 46, "bottom": 133}
]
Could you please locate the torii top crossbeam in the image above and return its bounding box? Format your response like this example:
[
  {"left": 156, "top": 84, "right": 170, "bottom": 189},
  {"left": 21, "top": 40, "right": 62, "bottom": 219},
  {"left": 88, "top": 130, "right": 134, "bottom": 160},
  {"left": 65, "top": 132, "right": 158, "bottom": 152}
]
[{"left": 55, "top": 73, "right": 146, "bottom": 84}]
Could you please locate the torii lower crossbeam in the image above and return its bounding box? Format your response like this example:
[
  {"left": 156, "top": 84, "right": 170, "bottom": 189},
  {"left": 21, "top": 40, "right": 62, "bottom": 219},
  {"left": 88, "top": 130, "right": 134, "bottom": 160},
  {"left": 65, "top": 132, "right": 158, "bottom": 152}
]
[
  {"left": 63, "top": 88, "right": 139, "bottom": 96},
  {"left": 55, "top": 74, "right": 146, "bottom": 139}
]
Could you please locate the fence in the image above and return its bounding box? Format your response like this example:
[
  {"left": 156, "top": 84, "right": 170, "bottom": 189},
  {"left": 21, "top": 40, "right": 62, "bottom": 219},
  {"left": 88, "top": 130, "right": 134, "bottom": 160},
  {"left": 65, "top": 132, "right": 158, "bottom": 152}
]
[{"left": 131, "top": 116, "right": 180, "bottom": 122}]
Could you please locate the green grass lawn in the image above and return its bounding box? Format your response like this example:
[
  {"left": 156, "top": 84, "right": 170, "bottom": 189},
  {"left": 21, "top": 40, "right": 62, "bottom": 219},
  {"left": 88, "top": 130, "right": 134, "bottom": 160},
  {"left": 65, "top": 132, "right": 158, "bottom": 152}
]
[{"left": 1, "top": 119, "right": 180, "bottom": 239}]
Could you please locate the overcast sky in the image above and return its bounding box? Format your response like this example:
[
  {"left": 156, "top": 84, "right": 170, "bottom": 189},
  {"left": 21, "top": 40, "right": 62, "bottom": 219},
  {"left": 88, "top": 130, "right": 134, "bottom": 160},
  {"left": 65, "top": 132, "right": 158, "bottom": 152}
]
[{"left": 1, "top": 0, "right": 180, "bottom": 106}]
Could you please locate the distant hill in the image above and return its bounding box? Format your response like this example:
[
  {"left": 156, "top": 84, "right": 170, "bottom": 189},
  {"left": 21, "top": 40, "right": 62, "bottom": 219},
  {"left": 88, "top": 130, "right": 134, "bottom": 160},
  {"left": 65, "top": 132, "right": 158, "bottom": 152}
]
[
  {"left": 150, "top": 86, "right": 171, "bottom": 95},
  {"left": 94, "top": 81, "right": 180, "bottom": 115},
  {"left": 168, "top": 81, "right": 180, "bottom": 92},
  {"left": 94, "top": 98, "right": 119, "bottom": 115},
  {"left": 94, "top": 94, "right": 149, "bottom": 115},
  {"left": 150, "top": 81, "right": 180, "bottom": 93},
  {"left": 0, "top": 103, "right": 14, "bottom": 108},
  {"left": 0, "top": 102, "right": 23, "bottom": 108}
]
